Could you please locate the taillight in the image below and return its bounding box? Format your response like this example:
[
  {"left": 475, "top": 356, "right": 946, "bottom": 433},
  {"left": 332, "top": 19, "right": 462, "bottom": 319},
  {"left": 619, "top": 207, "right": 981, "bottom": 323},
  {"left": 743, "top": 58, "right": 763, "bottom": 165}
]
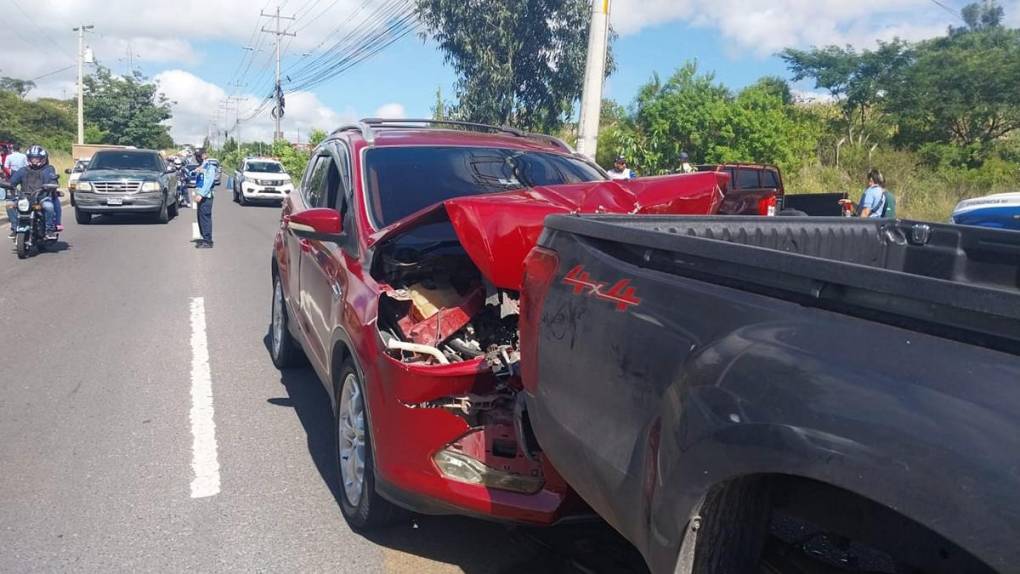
[
  {"left": 519, "top": 246, "right": 559, "bottom": 393},
  {"left": 758, "top": 193, "right": 778, "bottom": 216}
]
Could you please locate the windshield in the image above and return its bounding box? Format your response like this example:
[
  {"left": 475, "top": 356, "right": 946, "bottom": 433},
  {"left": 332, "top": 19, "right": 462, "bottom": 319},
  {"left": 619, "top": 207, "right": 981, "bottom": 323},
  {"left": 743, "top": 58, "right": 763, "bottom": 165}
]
[
  {"left": 364, "top": 146, "right": 606, "bottom": 227},
  {"left": 90, "top": 152, "right": 162, "bottom": 171},
  {"left": 246, "top": 162, "right": 284, "bottom": 173}
]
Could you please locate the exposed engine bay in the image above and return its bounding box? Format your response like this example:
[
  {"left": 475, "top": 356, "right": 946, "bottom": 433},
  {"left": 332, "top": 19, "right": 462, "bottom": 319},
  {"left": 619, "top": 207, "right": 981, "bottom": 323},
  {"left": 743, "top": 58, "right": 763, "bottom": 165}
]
[
  {"left": 372, "top": 220, "right": 543, "bottom": 489},
  {"left": 374, "top": 221, "right": 522, "bottom": 378}
]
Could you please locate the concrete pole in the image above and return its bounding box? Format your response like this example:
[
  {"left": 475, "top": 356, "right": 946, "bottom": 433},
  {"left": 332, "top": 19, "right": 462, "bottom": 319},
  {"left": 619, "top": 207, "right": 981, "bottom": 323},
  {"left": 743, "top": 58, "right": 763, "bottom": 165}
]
[
  {"left": 576, "top": 0, "right": 611, "bottom": 160},
  {"left": 74, "top": 25, "right": 94, "bottom": 145},
  {"left": 261, "top": 7, "right": 296, "bottom": 142}
]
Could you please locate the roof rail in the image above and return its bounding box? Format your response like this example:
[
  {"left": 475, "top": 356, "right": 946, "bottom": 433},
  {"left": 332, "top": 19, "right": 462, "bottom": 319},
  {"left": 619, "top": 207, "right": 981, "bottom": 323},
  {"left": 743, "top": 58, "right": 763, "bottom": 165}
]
[
  {"left": 361, "top": 118, "right": 526, "bottom": 138},
  {"left": 330, "top": 121, "right": 376, "bottom": 143},
  {"left": 524, "top": 132, "right": 575, "bottom": 154},
  {"left": 329, "top": 118, "right": 571, "bottom": 152}
]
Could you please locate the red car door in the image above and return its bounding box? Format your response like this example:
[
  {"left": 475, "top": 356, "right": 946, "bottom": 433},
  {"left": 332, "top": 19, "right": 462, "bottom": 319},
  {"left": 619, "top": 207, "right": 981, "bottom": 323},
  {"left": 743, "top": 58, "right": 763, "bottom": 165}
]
[
  {"left": 297, "top": 149, "right": 347, "bottom": 373},
  {"left": 281, "top": 156, "right": 325, "bottom": 353}
]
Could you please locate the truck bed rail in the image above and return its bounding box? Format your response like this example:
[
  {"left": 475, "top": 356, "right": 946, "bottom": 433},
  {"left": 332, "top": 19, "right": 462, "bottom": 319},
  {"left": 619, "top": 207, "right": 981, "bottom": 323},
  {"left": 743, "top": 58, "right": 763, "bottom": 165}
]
[{"left": 544, "top": 215, "right": 1020, "bottom": 354}]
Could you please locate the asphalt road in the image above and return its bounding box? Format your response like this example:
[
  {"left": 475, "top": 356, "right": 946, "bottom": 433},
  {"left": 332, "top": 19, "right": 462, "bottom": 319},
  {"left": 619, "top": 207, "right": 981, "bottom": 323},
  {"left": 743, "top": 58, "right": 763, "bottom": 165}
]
[{"left": 0, "top": 186, "right": 647, "bottom": 574}]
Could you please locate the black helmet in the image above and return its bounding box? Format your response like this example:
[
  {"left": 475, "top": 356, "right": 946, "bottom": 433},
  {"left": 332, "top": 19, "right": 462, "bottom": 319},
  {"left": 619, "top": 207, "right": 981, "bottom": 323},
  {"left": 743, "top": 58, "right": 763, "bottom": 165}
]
[{"left": 26, "top": 145, "right": 49, "bottom": 169}]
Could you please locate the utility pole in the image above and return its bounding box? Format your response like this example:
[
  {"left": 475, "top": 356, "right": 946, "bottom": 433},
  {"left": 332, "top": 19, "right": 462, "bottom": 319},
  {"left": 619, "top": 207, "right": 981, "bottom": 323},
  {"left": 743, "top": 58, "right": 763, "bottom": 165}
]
[
  {"left": 73, "top": 24, "right": 95, "bottom": 145},
  {"left": 261, "top": 7, "right": 296, "bottom": 142},
  {"left": 576, "top": 0, "right": 611, "bottom": 160}
]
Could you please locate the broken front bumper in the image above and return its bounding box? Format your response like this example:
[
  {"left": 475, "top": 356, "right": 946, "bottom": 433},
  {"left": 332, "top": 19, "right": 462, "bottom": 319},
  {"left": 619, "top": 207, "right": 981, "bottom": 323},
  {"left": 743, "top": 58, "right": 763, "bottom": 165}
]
[{"left": 365, "top": 349, "right": 580, "bottom": 525}]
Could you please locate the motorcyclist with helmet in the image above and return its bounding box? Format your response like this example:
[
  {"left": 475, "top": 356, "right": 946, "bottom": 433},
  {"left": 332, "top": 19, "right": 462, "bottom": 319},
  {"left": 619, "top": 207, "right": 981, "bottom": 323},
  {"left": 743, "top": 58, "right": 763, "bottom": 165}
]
[
  {"left": 5, "top": 145, "right": 60, "bottom": 239},
  {"left": 173, "top": 157, "right": 191, "bottom": 208}
]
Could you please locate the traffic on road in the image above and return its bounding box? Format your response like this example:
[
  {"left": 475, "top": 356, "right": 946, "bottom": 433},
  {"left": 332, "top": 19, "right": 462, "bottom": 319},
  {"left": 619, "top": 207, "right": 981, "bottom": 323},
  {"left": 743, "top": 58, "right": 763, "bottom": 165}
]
[{"left": 4, "top": 117, "right": 1019, "bottom": 574}]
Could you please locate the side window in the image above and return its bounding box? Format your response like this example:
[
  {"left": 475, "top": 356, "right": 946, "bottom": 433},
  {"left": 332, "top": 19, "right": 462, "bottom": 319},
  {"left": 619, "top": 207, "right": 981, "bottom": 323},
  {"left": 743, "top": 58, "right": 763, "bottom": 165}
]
[
  {"left": 735, "top": 169, "right": 760, "bottom": 189},
  {"left": 762, "top": 169, "right": 780, "bottom": 188},
  {"left": 333, "top": 144, "right": 353, "bottom": 216},
  {"left": 303, "top": 156, "right": 329, "bottom": 207}
]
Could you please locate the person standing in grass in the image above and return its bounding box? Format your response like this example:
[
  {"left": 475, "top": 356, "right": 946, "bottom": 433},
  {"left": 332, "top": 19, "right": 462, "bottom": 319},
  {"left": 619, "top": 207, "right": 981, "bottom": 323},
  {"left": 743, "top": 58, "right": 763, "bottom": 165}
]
[{"left": 840, "top": 168, "right": 893, "bottom": 218}]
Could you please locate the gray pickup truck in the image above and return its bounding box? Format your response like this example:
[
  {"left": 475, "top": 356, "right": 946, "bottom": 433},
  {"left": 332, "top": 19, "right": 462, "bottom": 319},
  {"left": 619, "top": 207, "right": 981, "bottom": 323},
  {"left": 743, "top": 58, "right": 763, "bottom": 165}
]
[
  {"left": 73, "top": 149, "right": 179, "bottom": 224},
  {"left": 519, "top": 215, "right": 1020, "bottom": 574}
]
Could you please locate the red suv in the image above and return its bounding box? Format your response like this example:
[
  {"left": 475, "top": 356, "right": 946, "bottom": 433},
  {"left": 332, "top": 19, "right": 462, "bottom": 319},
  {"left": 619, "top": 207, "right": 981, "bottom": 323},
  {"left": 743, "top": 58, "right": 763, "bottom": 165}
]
[{"left": 269, "top": 119, "right": 725, "bottom": 528}]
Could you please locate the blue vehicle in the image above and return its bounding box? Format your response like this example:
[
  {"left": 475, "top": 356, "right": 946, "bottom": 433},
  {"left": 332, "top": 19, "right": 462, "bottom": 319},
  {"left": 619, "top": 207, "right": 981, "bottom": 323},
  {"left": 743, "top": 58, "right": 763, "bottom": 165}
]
[{"left": 952, "top": 192, "right": 1020, "bottom": 230}]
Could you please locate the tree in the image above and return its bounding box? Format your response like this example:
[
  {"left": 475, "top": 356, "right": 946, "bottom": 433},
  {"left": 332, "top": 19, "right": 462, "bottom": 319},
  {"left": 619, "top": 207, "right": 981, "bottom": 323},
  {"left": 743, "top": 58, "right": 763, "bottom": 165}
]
[
  {"left": 84, "top": 67, "right": 174, "bottom": 149},
  {"left": 308, "top": 129, "right": 328, "bottom": 147},
  {"left": 960, "top": 0, "right": 1004, "bottom": 32},
  {"left": 416, "top": 0, "right": 612, "bottom": 132},
  {"left": 0, "top": 91, "right": 76, "bottom": 151},
  {"left": 596, "top": 64, "right": 820, "bottom": 175},
  {"left": 0, "top": 77, "right": 36, "bottom": 98},
  {"left": 780, "top": 41, "right": 908, "bottom": 147},
  {"left": 885, "top": 26, "right": 1020, "bottom": 159},
  {"left": 430, "top": 86, "right": 450, "bottom": 121}
]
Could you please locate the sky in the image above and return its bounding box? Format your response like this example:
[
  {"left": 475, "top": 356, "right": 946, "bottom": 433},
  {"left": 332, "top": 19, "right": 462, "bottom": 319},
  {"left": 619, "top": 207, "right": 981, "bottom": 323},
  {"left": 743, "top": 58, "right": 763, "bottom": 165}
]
[{"left": 6, "top": 0, "right": 1020, "bottom": 146}]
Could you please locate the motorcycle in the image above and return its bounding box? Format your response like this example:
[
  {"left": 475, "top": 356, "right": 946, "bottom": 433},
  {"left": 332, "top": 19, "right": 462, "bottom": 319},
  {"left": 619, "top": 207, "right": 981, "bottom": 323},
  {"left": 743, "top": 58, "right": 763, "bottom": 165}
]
[
  {"left": 177, "top": 170, "right": 191, "bottom": 208},
  {"left": 1, "top": 181, "right": 60, "bottom": 259}
]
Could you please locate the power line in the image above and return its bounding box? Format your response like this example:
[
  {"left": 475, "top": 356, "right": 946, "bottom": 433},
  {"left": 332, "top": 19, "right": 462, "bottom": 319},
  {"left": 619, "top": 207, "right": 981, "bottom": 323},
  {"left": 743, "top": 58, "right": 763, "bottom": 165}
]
[
  {"left": 30, "top": 65, "right": 76, "bottom": 82},
  {"left": 284, "top": 0, "right": 417, "bottom": 92},
  {"left": 927, "top": 0, "right": 966, "bottom": 21},
  {"left": 9, "top": 0, "right": 76, "bottom": 59}
]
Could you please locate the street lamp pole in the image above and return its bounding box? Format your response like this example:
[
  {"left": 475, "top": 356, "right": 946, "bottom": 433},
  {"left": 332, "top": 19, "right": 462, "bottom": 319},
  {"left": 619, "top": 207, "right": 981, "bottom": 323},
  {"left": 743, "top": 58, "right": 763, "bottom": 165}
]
[{"left": 73, "top": 24, "right": 95, "bottom": 145}]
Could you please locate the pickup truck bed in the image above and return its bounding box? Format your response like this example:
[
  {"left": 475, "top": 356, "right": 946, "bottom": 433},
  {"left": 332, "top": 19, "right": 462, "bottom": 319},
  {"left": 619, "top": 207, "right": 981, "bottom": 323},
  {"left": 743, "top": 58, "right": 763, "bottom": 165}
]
[{"left": 521, "top": 215, "right": 1020, "bottom": 573}]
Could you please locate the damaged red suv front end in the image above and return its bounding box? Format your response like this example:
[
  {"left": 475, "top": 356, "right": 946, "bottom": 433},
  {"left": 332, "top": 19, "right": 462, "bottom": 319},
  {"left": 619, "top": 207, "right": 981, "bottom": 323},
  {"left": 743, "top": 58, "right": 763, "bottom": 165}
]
[{"left": 271, "top": 123, "right": 726, "bottom": 527}]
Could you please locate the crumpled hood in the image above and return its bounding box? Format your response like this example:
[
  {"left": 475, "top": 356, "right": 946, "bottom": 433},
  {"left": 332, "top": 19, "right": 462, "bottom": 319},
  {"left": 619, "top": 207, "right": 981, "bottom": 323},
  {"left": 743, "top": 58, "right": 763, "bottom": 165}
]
[{"left": 371, "top": 172, "right": 726, "bottom": 291}]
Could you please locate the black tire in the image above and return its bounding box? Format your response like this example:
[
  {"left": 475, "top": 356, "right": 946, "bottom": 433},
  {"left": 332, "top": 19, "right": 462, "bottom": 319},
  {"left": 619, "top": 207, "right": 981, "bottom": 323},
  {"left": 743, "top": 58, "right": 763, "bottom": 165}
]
[
  {"left": 155, "top": 198, "right": 169, "bottom": 224},
  {"left": 270, "top": 274, "right": 301, "bottom": 369},
  {"left": 75, "top": 208, "right": 91, "bottom": 225},
  {"left": 168, "top": 195, "right": 179, "bottom": 219},
  {"left": 679, "top": 478, "right": 772, "bottom": 574},
  {"left": 239, "top": 190, "right": 247, "bottom": 206},
  {"left": 16, "top": 232, "right": 28, "bottom": 259},
  {"left": 334, "top": 362, "right": 401, "bottom": 531}
]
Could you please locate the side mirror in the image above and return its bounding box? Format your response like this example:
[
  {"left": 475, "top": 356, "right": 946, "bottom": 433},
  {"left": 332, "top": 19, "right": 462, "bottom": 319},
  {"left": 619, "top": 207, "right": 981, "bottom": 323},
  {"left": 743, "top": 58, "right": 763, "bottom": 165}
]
[
  {"left": 65, "top": 168, "right": 73, "bottom": 175},
  {"left": 287, "top": 208, "right": 343, "bottom": 241}
]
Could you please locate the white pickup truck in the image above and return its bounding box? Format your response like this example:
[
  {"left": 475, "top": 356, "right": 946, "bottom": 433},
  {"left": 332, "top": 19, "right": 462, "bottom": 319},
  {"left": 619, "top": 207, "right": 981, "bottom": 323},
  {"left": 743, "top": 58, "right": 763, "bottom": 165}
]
[{"left": 232, "top": 157, "right": 293, "bottom": 206}]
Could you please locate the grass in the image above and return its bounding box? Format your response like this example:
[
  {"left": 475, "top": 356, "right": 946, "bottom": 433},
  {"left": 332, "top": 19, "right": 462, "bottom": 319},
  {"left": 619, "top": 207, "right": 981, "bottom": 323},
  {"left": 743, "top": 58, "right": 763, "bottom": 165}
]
[{"left": 49, "top": 151, "right": 74, "bottom": 189}]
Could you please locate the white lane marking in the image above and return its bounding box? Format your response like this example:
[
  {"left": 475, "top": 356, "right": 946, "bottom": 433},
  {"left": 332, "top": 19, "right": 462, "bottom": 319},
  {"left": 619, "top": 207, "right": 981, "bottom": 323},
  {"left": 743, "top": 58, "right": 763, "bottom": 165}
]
[
  {"left": 192, "top": 222, "right": 200, "bottom": 241},
  {"left": 189, "top": 297, "right": 220, "bottom": 498}
]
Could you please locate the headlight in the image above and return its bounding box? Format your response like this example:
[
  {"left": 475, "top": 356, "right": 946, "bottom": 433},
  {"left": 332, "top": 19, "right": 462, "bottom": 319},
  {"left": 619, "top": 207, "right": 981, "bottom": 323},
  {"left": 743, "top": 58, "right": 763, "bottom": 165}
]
[
  {"left": 141, "top": 182, "right": 161, "bottom": 192},
  {"left": 17, "top": 198, "right": 30, "bottom": 211},
  {"left": 77, "top": 182, "right": 93, "bottom": 192}
]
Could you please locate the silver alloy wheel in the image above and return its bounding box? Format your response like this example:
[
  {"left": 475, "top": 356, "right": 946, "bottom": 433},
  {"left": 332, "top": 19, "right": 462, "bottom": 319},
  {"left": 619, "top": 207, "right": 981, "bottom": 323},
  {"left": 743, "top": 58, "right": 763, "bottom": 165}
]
[
  {"left": 338, "top": 373, "right": 366, "bottom": 507},
  {"left": 272, "top": 280, "right": 285, "bottom": 359}
]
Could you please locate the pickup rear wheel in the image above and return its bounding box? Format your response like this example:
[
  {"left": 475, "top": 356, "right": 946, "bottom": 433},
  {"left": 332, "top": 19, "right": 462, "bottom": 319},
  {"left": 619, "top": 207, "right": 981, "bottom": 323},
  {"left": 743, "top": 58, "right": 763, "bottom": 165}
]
[
  {"left": 335, "top": 363, "right": 401, "bottom": 531},
  {"left": 678, "top": 477, "right": 771, "bottom": 574}
]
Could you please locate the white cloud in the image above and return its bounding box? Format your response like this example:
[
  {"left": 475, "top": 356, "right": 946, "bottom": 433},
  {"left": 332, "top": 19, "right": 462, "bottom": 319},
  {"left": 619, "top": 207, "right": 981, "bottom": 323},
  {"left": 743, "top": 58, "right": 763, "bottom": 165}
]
[
  {"left": 154, "top": 70, "right": 353, "bottom": 146},
  {"left": 610, "top": 0, "right": 1020, "bottom": 54},
  {"left": 373, "top": 103, "right": 407, "bottom": 119}
]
